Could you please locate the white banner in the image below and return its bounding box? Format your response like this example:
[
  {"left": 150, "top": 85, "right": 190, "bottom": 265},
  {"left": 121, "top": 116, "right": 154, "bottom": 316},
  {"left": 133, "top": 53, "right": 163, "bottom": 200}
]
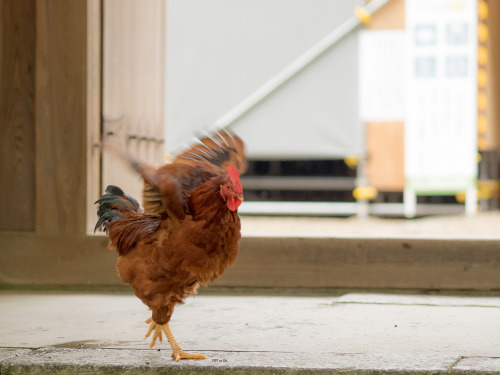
[
  {"left": 359, "top": 30, "right": 406, "bottom": 122},
  {"left": 405, "top": 0, "right": 477, "bottom": 195}
]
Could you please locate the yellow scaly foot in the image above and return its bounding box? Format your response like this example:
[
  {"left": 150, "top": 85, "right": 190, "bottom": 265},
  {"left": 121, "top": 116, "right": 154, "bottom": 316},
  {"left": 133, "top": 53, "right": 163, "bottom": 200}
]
[{"left": 144, "top": 317, "right": 206, "bottom": 361}]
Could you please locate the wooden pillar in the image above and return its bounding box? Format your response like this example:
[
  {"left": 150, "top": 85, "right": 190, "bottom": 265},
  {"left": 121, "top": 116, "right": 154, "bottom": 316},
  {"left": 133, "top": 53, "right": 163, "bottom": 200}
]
[
  {"left": 0, "top": 0, "right": 36, "bottom": 232},
  {"left": 35, "top": 0, "right": 101, "bottom": 234},
  {"left": 102, "top": 0, "right": 166, "bottom": 202}
]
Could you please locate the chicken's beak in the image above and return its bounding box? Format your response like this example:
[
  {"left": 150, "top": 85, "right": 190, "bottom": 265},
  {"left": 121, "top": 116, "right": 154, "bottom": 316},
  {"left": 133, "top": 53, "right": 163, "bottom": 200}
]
[{"left": 236, "top": 193, "right": 244, "bottom": 202}]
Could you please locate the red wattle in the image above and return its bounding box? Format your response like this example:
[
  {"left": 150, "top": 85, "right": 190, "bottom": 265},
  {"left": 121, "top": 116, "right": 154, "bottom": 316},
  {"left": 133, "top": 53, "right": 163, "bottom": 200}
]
[{"left": 227, "top": 197, "right": 241, "bottom": 211}]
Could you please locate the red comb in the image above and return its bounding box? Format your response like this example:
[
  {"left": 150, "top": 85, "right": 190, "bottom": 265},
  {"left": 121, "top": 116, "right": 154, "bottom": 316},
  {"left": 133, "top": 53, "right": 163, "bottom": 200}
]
[{"left": 227, "top": 166, "right": 242, "bottom": 194}]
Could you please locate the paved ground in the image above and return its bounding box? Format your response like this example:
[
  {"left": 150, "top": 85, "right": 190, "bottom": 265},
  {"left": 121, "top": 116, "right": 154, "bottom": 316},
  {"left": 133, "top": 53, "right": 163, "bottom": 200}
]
[
  {"left": 1, "top": 291, "right": 499, "bottom": 374},
  {"left": 240, "top": 211, "right": 500, "bottom": 237}
]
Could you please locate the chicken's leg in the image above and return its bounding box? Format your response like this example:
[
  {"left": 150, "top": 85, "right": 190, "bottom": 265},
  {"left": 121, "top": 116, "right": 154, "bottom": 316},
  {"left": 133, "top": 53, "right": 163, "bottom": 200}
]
[
  {"left": 162, "top": 323, "right": 207, "bottom": 361},
  {"left": 144, "top": 317, "right": 207, "bottom": 361}
]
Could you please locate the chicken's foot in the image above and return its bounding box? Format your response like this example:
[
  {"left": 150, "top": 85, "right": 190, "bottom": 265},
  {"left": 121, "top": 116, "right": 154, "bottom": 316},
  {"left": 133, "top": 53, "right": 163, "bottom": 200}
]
[
  {"left": 161, "top": 323, "right": 207, "bottom": 361},
  {"left": 144, "top": 317, "right": 163, "bottom": 349},
  {"left": 144, "top": 317, "right": 206, "bottom": 361}
]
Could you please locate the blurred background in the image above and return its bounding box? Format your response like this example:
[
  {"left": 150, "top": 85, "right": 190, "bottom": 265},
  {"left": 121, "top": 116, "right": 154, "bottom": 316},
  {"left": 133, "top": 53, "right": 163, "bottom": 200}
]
[{"left": 100, "top": 0, "right": 499, "bottom": 223}]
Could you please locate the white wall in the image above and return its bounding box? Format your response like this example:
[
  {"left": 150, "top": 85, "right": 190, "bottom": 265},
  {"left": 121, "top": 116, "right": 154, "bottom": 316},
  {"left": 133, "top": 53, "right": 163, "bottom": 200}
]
[{"left": 165, "top": 0, "right": 364, "bottom": 159}]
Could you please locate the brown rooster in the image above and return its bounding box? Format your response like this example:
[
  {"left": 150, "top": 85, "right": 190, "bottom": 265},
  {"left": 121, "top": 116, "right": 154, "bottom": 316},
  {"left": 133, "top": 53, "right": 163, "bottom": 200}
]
[{"left": 95, "top": 130, "right": 246, "bottom": 361}]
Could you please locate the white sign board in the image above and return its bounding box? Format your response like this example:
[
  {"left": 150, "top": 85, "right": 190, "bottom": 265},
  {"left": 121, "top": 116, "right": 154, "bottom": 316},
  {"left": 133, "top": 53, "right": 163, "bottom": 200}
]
[
  {"left": 404, "top": 0, "right": 477, "bottom": 216},
  {"left": 359, "top": 30, "right": 406, "bottom": 122}
]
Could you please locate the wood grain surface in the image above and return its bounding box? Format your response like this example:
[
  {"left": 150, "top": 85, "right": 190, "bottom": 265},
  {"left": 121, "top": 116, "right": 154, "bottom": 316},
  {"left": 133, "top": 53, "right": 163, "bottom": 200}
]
[
  {"left": 35, "top": 0, "right": 97, "bottom": 234},
  {"left": 0, "top": 0, "right": 36, "bottom": 231},
  {"left": 1, "top": 233, "right": 499, "bottom": 291}
]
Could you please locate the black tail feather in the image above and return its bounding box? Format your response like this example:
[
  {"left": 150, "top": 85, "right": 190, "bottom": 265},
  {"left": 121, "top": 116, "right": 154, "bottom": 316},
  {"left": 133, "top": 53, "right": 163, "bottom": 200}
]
[{"left": 94, "top": 185, "right": 141, "bottom": 233}]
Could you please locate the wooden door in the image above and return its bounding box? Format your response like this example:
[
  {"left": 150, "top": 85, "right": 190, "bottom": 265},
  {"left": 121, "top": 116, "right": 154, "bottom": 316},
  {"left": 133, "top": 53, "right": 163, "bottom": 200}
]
[{"left": 102, "top": 0, "right": 165, "bottom": 201}]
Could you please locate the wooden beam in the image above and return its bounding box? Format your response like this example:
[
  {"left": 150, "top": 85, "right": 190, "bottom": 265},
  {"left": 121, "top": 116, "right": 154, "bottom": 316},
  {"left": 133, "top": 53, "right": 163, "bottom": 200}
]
[
  {"left": 218, "top": 237, "right": 500, "bottom": 290},
  {"left": 0, "top": 232, "right": 118, "bottom": 285},
  {"left": 35, "top": 0, "right": 101, "bottom": 234},
  {"left": 1, "top": 233, "right": 499, "bottom": 291},
  {"left": 0, "top": 0, "right": 36, "bottom": 231}
]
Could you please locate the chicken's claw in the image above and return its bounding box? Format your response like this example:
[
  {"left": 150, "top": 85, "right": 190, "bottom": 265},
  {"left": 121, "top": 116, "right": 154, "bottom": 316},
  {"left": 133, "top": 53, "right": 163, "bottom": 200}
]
[
  {"left": 172, "top": 350, "right": 207, "bottom": 362},
  {"left": 143, "top": 316, "right": 206, "bottom": 361},
  {"left": 144, "top": 319, "right": 163, "bottom": 349},
  {"left": 159, "top": 323, "right": 206, "bottom": 361},
  {"left": 171, "top": 350, "right": 207, "bottom": 362}
]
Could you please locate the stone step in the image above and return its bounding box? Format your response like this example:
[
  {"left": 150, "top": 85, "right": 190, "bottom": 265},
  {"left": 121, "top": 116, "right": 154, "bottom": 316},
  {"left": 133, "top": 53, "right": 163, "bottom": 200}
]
[
  {"left": 1, "top": 292, "right": 499, "bottom": 374},
  {"left": 2, "top": 347, "right": 499, "bottom": 374}
]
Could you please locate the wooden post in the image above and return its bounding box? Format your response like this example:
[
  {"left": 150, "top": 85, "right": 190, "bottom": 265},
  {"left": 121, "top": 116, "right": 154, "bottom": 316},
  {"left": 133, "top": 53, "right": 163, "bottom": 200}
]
[
  {"left": 101, "top": 0, "right": 166, "bottom": 202},
  {"left": 35, "top": 0, "right": 101, "bottom": 234},
  {"left": 0, "top": 0, "right": 36, "bottom": 232}
]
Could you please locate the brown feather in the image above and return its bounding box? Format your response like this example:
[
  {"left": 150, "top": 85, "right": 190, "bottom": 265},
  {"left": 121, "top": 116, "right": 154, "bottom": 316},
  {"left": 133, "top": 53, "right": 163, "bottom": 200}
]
[
  {"left": 174, "top": 130, "right": 248, "bottom": 173},
  {"left": 114, "top": 173, "right": 241, "bottom": 325},
  {"left": 107, "top": 212, "right": 161, "bottom": 255},
  {"left": 142, "top": 131, "right": 245, "bottom": 217},
  {"left": 101, "top": 130, "right": 245, "bottom": 328},
  {"left": 142, "top": 182, "right": 164, "bottom": 216}
]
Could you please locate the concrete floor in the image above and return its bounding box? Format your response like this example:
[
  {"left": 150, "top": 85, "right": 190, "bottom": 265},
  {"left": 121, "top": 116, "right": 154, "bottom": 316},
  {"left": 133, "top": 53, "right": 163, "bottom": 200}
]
[
  {"left": 1, "top": 291, "right": 500, "bottom": 374},
  {"left": 240, "top": 211, "right": 500, "bottom": 237}
]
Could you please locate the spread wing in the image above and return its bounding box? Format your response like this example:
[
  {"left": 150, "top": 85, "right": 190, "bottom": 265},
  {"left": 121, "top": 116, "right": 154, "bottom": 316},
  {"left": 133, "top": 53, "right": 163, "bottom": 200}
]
[
  {"left": 142, "top": 130, "right": 247, "bottom": 217},
  {"left": 173, "top": 130, "right": 247, "bottom": 173}
]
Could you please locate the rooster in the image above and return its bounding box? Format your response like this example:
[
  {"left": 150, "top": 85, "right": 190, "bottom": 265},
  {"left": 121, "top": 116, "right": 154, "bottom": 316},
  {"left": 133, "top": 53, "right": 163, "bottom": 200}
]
[{"left": 95, "top": 130, "right": 246, "bottom": 361}]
